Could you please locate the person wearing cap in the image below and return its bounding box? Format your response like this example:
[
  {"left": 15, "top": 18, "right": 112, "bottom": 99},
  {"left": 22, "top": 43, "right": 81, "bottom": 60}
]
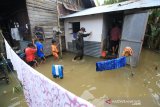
[{"left": 72, "top": 27, "right": 92, "bottom": 62}]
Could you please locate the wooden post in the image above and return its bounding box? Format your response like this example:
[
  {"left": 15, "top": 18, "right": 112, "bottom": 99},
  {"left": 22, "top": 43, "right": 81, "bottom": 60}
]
[
  {"left": 0, "top": 30, "right": 5, "bottom": 54},
  {"left": 129, "top": 56, "right": 134, "bottom": 76},
  {"left": 56, "top": 0, "right": 62, "bottom": 58}
]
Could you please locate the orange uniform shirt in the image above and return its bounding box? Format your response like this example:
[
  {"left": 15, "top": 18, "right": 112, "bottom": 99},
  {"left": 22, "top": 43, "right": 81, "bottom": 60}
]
[
  {"left": 25, "top": 47, "right": 37, "bottom": 62},
  {"left": 51, "top": 44, "right": 59, "bottom": 58}
]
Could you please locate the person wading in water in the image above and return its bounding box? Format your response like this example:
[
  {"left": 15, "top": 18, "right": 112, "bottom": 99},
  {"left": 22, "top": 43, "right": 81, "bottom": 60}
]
[{"left": 72, "top": 27, "right": 92, "bottom": 62}]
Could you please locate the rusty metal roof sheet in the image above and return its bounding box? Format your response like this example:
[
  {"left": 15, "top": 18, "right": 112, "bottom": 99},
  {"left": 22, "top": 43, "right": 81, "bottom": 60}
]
[{"left": 63, "top": 3, "right": 78, "bottom": 11}]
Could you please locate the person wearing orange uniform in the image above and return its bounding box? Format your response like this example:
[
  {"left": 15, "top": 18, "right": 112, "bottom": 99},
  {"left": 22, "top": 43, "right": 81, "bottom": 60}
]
[{"left": 51, "top": 40, "right": 59, "bottom": 60}]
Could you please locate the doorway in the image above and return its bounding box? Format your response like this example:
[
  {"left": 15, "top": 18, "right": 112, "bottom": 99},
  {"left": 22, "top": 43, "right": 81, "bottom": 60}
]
[
  {"left": 72, "top": 22, "right": 80, "bottom": 33},
  {"left": 72, "top": 22, "right": 80, "bottom": 39},
  {"left": 0, "top": 0, "right": 31, "bottom": 48},
  {"left": 103, "top": 12, "right": 124, "bottom": 57}
]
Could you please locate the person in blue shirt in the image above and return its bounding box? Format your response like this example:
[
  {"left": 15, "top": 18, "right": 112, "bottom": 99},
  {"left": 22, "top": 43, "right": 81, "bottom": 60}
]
[{"left": 35, "top": 38, "right": 46, "bottom": 64}]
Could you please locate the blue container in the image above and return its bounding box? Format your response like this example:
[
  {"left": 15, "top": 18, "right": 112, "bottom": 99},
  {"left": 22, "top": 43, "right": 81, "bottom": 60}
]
[{"left": 52, "top": 65, "right": 63, "bottom": 79}]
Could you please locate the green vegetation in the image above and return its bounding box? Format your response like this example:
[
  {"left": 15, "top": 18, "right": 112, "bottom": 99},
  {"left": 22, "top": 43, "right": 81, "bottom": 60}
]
[
  {"left": 145, "top": 9, "right": 160, "bottom": 50},
  {"left": 104, "top": 0, "right": 127, "bottom": 4}
]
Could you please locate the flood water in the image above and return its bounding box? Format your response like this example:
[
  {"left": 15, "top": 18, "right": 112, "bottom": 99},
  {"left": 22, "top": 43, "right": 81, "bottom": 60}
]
[
  {"left": 36, "top": 49, "right": 160, "bottom": 107},
  {"left": 0, "top": 49, "right": 160, "bottom": 107},
  {"left": 0, "top": 72, "right": 27, "bottom": 107}
]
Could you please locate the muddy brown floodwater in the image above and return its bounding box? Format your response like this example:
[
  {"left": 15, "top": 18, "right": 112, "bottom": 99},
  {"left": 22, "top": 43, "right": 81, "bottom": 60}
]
[
  {"left": 0, "top": 49, "right": 159, "bottom": 107},
  {"left": 36, "top": 49, "right": 160, "bottom": 107},
  {"left": 0, "top": 72, "right": 28, "bottom": 107}
]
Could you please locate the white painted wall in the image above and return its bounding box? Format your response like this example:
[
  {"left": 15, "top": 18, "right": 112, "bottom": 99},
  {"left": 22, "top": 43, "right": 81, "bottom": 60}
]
[{"left": 64, "top": 14, "right": 103, "bottom": 49}]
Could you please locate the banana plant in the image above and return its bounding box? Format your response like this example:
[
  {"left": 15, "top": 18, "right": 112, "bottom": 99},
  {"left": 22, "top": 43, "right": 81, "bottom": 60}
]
[{"left": 147, "top": 9, "right": 160, "bottom": 50}]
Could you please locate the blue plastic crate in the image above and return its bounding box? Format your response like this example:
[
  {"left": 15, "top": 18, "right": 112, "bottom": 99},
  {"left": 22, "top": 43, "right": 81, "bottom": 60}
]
[{"left": 52, "top": 65, "right": 63, "bottom": 79}]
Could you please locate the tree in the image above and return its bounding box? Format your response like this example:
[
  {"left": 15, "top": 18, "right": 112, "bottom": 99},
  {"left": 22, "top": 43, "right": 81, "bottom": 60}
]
[
  {"left": 104, "top": 0, "right": 127, "bottom": 5},
  {"left": 95, "top": 0, "right": 127, "bottom": 6},
  {"left": 147, "top": 9, "right": 160, "bottom": 50}
]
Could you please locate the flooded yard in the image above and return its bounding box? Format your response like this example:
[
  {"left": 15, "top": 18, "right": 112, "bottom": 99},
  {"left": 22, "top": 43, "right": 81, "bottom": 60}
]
[
  {"left": 36, "top": 49, "right": 160, "bottom": 107},
  {"left": 0, "top": 49, "right": 159, "bottom": 107}
]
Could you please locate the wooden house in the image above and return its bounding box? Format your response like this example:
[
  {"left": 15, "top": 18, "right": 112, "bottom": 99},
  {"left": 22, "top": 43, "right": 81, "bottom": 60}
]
[{"left": 0, "top": 0, "right": 95, "bottom": 56}]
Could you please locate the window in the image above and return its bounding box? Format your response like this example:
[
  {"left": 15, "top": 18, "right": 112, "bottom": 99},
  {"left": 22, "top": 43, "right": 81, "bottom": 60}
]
[
  {"left": 68, "top": 22, "right": 80, "bottom": 34},
  {"left": 72, "top": 22, "right": 80, "bottom": 33}
]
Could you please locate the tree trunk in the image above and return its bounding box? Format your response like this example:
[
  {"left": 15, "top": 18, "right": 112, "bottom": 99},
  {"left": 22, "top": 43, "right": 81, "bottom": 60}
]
[{"left": 155, "top": 34, "right": 160, "bottom": 50}]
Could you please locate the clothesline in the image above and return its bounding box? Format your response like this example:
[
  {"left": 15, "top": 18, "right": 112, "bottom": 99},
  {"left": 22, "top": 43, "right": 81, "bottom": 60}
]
[{"left": 4, "top": 36, "right": 94, "bottom": 107}]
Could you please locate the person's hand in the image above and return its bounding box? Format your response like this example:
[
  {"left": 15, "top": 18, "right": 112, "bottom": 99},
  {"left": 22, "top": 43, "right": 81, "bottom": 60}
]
[{"left": 90, "top": 32, "right": 92, "bottom": 35}]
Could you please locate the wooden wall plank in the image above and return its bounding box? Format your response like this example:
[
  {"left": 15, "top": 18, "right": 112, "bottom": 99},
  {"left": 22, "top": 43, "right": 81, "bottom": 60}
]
[
  {"left": 27, "top": 0, "right": 57, "bottom": 9},
  {"left": 26, "top": 0, "right": 58, "bottom": 56}
]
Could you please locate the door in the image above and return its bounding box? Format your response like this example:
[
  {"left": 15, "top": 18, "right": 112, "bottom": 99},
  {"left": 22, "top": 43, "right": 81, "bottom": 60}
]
[{"left": 119, "top": 11, "right": 149, "bottom": 66}]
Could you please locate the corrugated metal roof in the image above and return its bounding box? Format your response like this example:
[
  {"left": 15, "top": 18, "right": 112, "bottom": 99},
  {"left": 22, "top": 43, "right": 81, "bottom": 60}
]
[{"left": 61, "top": 0, "right": 160, "bottom": 19}]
